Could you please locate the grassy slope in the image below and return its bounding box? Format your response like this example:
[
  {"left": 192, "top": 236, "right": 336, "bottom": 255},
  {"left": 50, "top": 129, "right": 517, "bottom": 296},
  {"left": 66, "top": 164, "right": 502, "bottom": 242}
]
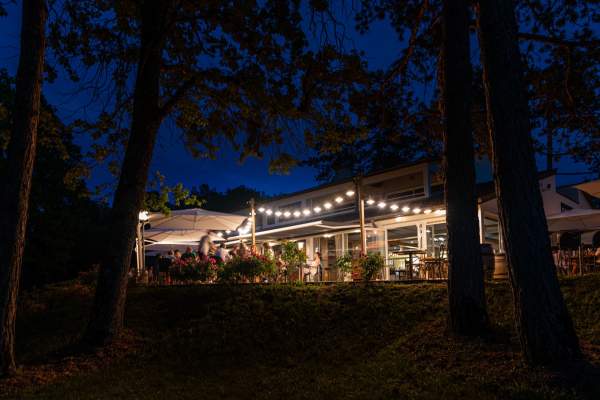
[{"left": 3, "top": 275, "right": 600, "bottom": 400}]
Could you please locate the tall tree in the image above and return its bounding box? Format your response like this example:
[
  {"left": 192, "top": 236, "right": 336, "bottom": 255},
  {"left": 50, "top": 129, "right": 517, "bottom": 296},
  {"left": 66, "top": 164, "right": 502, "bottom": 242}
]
[
  {"left": 476, "top": 0, "right": 581, "bottom": 364},
  {"left": 0, "top": 0, "right": 47, "bottom": 376},
  {"left": 83, "top": 0, "right": 173, "bottom": 344},
  {"left": 50, "top": 0, "right": 360, "bottom": 345},
  {"left": 440, "top": 0, "right": 488, "bottom": 336}
]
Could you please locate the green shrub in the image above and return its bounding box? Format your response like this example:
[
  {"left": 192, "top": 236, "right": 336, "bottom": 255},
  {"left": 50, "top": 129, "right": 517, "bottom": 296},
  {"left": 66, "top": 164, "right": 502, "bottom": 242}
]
[
  {"left": 218, "top": 254, "right": 276, "bottom": 283},
  {"left": 359, "top": 253, "right": 384, "bottom": 282},
  {"left": 281, "top": 241, "right": 307, "bottom": 279}
]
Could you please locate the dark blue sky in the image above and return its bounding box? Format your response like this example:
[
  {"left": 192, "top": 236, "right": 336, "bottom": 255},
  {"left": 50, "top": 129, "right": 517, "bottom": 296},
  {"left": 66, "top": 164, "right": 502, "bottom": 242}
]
[{"left": 0, "top": 3, "right": 593, "bottom": 196}]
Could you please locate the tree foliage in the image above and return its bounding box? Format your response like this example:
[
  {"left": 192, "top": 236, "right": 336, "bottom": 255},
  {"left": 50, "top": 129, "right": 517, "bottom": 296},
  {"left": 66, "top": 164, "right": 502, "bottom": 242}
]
[
  {"left": 47, "top": 0, "right": 369, "bottom": 174},
  {"left": 305, "top": 0, "right": 599, "bottom": 181},
  {"left": 193, "top": 184, "right": 270, "bottom": 213},
  {"left": 0, "top": 69, "right": 106, "bottom": 288}
]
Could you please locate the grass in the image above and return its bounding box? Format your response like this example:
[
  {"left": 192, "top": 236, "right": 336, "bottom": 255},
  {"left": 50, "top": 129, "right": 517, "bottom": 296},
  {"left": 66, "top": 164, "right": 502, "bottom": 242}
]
[{"left": 2, "top": 275, "right": 600, "bottom": 399}]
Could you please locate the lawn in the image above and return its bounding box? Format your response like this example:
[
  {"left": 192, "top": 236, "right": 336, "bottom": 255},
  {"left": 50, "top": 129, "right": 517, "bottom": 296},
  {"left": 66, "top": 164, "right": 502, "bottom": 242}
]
[{"left": 2, "top": 275, "right": 600, "bottom": 399}]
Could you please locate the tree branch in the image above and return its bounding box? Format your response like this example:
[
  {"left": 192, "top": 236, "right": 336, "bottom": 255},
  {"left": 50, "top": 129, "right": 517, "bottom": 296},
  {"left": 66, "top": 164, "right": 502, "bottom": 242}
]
[
  {"left": 516, "top": 32, "right": 599, "bottom": 48},
  {"left": 385, "top": 0, "right": 430, "bottom": 86},
  {"left": 158, "top": 77, "right": 198, "bottom": 121}
]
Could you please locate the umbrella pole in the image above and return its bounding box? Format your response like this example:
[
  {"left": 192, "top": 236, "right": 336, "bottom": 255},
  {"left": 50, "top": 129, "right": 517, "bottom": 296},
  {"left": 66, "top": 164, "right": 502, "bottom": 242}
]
[{"left": 250, "top": 198, "right": 257, "bottom": 253}]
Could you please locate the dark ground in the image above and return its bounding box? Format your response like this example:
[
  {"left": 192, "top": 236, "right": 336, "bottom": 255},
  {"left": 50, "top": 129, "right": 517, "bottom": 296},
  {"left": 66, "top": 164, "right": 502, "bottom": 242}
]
[{"left": 2, "top": 275, "right": 600, "bottom": 399}]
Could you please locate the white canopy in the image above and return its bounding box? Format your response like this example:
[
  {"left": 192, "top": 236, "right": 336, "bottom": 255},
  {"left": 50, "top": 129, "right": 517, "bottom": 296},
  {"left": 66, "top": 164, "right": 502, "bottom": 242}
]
[
  {"left": 546, "top": 209, "right": 600, "bottom": 232},
  {"left": 144, "top": 208, "right": 247, "bottom": 245},
  {"left": 575, "top": 179, "right": 600, "bottom": 199}
]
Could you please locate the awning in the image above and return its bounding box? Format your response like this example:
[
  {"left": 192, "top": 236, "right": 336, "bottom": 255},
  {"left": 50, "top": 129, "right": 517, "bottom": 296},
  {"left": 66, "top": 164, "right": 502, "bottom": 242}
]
[
  {"left": 145, "top": 229, "right": 223, "bottom": 246},
  {"left": 148, "top": 208, "right": 247, "bottom": 231},
  {"left": 145, "top": 208, "right": 247, "bottom": 246},
  {"left": 575, "top": 179, "right": 600, "bottom": 198},
  {"left": 226, "top": 220, "right": 368, "bottom": 243},
  {"left": 546, "top": 209, "right": 600, "bottom": 232}
]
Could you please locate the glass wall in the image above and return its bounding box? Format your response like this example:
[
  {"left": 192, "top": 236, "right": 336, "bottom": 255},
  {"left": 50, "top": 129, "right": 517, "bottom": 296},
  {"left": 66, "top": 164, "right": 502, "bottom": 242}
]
[
  {"left": 386, "top": 225, "right": 420, "bottom": 279},
  {"left": 344, "top": 229, "right": 385, "bottom": 257},
  {"left": 484, "top": 216, "right": 500, "bottom": 252},
  {"left": 425, "top": 223, "right": 447, "bottom": 257}
]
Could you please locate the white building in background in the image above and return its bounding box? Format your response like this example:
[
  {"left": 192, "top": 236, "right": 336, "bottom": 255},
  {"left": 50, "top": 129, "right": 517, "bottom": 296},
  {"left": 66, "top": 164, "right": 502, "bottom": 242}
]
[{"left": 227, "top": 159, "right": 597, "bottom": 281}]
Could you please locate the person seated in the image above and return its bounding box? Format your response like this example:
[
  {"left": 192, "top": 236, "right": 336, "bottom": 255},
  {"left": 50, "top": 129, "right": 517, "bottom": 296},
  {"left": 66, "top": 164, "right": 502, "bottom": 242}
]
[
  {"left": 181, "top": 246, "right": 196, "bottom": 261},
  {"left": 216, "top": 243, "right": 230, "bottom": 263}
]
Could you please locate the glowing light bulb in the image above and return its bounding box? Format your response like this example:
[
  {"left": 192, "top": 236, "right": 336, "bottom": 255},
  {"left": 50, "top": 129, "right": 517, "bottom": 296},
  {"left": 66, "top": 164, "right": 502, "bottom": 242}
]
[
  {"left": 275, "top": 211, "right": 282, "bottom": 217},
  {"left": 377, "top": 201, "right": 387, "bottom": 209},
  {"left": 402, "top": 206, "right": 411, "bottom": 213},
  {"left": 293, "top": 210, "right": 301, "bottom": 217},
  {"left": 412, "top": 207, "right": 421, "bottom": 214},
  {"left": 366, "top": 198, "right": 375, "bottom": 205},
  {"left": 324, "top": 202, "right": 332, "bottom": 209},
  {"left": 258, "top": 207, "right": 265, "bottom": 213},
  {"left": 335, "top": 196, "right": 344, "bottom": 203},
  {"left": 390, "top": 204, "right": 399, "bottom": 211},
  {"left": 266, "top": 209, "right": 273, "bottom": 215},
  {"left": 302, "top": 209, "right": 311, "bottom": 216},
  {"left": 284, "top": 211, "right": 291, "bottom": 218},
  {"left": 423, "top": 208, "right": 432, "bottom": 214},
  {"left": 346, "top": 190, "right": 355, "bottom": 197},
  {"left": 313, "top": 206, "right": 322, "bottom": 213}
]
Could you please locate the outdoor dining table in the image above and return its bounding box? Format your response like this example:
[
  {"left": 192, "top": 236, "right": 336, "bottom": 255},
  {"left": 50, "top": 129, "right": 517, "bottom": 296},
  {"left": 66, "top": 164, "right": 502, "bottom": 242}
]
[{"left": 394, "top": 250, "right": 427, "bottom": 280}]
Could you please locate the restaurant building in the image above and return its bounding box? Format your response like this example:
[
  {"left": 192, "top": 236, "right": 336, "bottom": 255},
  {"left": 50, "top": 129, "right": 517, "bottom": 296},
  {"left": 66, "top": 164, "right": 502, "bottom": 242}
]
[{"left": 227, "top": 159, "right": 595, "bottom": 280}]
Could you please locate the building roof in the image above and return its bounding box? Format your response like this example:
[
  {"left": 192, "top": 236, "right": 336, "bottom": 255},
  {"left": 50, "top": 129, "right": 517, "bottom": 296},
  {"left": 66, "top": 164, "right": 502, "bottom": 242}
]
[{"left": 262, "top": 157, "right": 438, "bottom": 204}]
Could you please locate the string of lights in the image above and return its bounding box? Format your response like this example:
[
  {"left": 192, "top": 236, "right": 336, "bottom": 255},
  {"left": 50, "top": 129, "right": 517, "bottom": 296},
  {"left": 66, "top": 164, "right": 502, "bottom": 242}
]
[
  {"left": 254, "top": 189, "right": 445, "bottom": 221},
  {"left": 216, "top": 190, "right": 449, "bottom": 237}
]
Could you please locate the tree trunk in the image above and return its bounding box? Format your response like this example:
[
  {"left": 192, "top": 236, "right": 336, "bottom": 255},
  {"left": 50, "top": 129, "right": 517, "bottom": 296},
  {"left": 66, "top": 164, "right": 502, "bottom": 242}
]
[
  {"left": 0, "top": 0, "right": 47, "bottom": 376},
  {"left": 476, "top": 0, "right": 581, "bottom": 364},
  {"left": 84, "top": 0, "right": 168, "bottom": 346},
  {"left": 440, "top": 0, "right": 489, "bottom": 336}
]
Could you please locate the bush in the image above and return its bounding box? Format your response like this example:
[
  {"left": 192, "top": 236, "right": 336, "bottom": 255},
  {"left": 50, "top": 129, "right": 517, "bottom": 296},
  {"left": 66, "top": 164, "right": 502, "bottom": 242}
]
[
  {"left": 335, "top": 253, "right": 353, "bottom": 275},
  {"left": 218, "top": 254, "right": 276, "bottom": 283},
  {"left": 359, "top": 253, "right": 384, "bottom": 282},
  {"left": 281, "top": 241, "right": 307, "bottom": 279},
  {"left": 170, "top": 257, "right": 219, "bottom": 283}
]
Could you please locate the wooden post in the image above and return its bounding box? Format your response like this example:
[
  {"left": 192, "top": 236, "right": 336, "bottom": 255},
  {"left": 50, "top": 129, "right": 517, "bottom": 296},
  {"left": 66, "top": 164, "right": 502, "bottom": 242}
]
[
  {"left": 250, "top": 198, "right": 256, "bottom": 252},
  {"left": 355, "top": 178, "right": 367, "bottom": 255}
]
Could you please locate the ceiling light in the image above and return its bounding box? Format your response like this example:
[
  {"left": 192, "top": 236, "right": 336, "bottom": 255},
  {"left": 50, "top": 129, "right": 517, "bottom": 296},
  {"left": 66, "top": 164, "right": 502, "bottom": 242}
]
[
  {"left": 313, "top": 206, "right": 322, "bottom": 213},
  {"left": 335, "top": 196, "right": 344, "bottom": 203},
  {"left": 258, "top": 207, "right": 265, "bottom": 213},
  {"left": 266, "top": 209, "right": 273, "bottom": 215},
  {"left": 302, "top": 209, "right": 311, "bottom": 216},
  {"left": 284, "top": 211, "right": 291, "bottom": 218},
  {"left": 377, "top": 201, "right": 386, "bottom": 209},
  {"left": 346, "top": 190, "right": 355, "bottom": 197},
  {"left": 402, "top": 206, "right": 411, "bottom": 213},
  {"left": 412, "top": 207, "right": 421, "bottom": 214},
  {"left": 366, "top": 198, "right": 375, "bottom": 205},
  {"left": 390, "top": 204, "right": 399, "bottom": 211},
  {"left": 275, "top": 211, "right": 282, "bottom": 217},
  {"left": 424, "top": 209, "right": 432, "bottom": 214},
  {"left": 293, "top": 210, "right": 301, "bottom": 217},
  {"left": 324, "top": 202, "right": 332, "bottom": 209}
]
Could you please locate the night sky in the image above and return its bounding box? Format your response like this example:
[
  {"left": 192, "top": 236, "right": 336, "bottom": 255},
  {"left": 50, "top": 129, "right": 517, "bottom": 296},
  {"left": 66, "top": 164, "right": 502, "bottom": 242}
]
[{"left": 0, "top": 3, "right": 593, "bottom": 197}]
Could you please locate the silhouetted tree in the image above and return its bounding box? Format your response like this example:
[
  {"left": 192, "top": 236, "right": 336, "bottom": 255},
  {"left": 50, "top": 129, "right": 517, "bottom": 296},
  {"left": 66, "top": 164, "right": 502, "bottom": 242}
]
[
  {"left": 50, "top": 0, "right": 365, "bottom": 345},
  {"left": 476, "top": 0, "right": 581, "bottom": 365},
  {"left": 0, "top": 0, "right": 47, "bottom": 376},
  {"left": 440, "top": 0, "right": 488, "bottom": 336}
]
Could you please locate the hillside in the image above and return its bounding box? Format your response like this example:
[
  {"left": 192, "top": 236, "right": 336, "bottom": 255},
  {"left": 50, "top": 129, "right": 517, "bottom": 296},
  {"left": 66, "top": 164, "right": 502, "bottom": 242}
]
[{"left": 2, "top": 275, "right": 600, "bottom": 399}]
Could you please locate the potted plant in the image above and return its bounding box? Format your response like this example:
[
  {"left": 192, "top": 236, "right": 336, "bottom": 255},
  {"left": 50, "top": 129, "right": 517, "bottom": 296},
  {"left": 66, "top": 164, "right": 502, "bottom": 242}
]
[
  {"left": 334, "top": 253, "right": 353, "bottom": 281},
  {"left": 281, "top": 241, "right": 307, "bottom": 283},
  {"left": 359, "top": 253, "right": 385, "bottom": 282}
]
